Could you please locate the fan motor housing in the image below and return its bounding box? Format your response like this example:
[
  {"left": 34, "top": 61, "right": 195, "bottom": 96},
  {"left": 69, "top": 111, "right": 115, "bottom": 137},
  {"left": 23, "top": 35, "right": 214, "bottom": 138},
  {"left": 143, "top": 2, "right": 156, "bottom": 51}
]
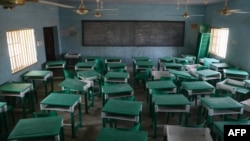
[{"left": 0, "top": 0, "right": 25, "bottom": 9}]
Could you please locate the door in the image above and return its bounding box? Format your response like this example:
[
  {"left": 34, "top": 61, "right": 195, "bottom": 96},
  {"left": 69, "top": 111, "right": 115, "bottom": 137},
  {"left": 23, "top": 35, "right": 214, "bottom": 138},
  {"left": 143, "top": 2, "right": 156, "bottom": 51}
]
[{"left": 43, "top": 27, "right": 56, "bottom": 61}]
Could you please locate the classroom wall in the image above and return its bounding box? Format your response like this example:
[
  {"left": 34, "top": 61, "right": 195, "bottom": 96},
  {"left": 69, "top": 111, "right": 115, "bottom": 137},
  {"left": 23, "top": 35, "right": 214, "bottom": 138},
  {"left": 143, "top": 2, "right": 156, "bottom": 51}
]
[
  {"left": 206, "top": 0, "right": 250, "bottom": 72},
  {"left": 0, "top": 3, "right": 60, "bottom": 84},
  {"left": 59, "top": 4, "right": 206, "bottom": 66}
]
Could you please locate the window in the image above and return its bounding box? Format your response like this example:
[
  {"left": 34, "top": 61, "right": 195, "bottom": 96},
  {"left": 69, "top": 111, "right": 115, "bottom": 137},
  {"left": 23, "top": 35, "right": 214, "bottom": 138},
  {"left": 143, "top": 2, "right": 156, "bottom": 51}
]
[
  {"left": 209, "top": 28, "right": 229, "bottom": 58},
  {"left": 6, "top": 28, "right": 37, "bottom": 73}
]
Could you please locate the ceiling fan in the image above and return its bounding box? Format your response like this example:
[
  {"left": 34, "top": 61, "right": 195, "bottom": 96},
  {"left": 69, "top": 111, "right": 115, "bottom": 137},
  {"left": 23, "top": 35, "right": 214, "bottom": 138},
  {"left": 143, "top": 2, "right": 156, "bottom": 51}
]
[
  {"left": 168, "top": 0, "right": 204, "bottom": 19},
  {"left": 93, "top": 0, "right": 117, "bottom": 18},
  {"left": 217, "top": 0, "right": 249, "bottom": 16},
  {"left": 75, "top": 0, "right": 88, "bottom": 15},
  {"left": 0, "top": 0, "right": 74, "bottom": 9}
]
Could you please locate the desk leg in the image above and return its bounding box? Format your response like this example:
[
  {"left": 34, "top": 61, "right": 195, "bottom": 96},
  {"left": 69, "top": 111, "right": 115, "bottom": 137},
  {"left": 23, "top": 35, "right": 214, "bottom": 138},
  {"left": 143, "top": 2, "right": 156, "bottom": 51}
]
[
  {"left": 153, "top": 112, "right": 158, "bottom": 138},
  {"left": 84, "top": 92, "right": 88, "bottom": 114},
  {"left": 3, "top": 110, "right": 10, "bottom": 136},
  {"left": 70, "top": 112, "right": 76, "bottom": 138},
  {"left": 20, "top": 97, "right": 26, "bottom": 118},
  {"left": 78, "top": 103, "right": 82, "bottom": 127},
  {"left": 32, "top": 80, "right": 38, "bottom": 102}
]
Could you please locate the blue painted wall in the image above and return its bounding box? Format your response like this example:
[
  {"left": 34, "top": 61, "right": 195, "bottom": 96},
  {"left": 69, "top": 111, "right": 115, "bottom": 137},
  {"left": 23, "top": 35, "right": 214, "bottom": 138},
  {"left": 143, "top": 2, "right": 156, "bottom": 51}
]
[
  {"left": 206, "top": 0, "right": 250, "bottom": 72},
  {"left": 58, "top": 4, "right": 206, "bottom": 66},
  {"left": 0, "top": 3, "right": 60, "bottom": 84},
  {"left": 2, "top": 1, "right": 249, "bottom": 84}
]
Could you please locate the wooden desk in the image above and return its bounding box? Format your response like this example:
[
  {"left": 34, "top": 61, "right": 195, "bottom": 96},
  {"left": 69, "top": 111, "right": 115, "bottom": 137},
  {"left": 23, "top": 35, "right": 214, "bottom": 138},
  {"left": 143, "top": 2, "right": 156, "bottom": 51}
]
[
  {"left": 104, "top": 71, "right": 130, "bottom": 83},
  {"left": 58, "top": 78, "right": 91, "bottom": 114},
  {"left": 102, "top": 83, "right": 134, "bottom": 106},
  {"left": 196, "top": 69, "right": 221, "bottom": 81},
  {"left": 102, "top": 99, "right": 142, "bottom": 128},
  {"left": 164, "top": 125, "right": 213, "bottom": 141},
  {"left": 213, "top": 120, "right": 250, "bottom": 141},
  {"left": 152, "top": 94, "right": 190, "bottom": 138},
  {"left": 197, "top": 97, "right": 244, "bottom": 125},
  {"left": 0, "top": 102, "right": 9, "bottom": 137},
  {"left": 40, "top": 93, "right": 81, "bottom": 138},
  {"left": 22, "top": 70, "right": 53, "bottom": 98},
  {"left": 45, "top": 61, "right": 66, "bottom": 79},
  {"left": 96, "top": 128, "right": 147, "bottom": 141},
  {"left": 75, "top": 62, "right": 95, "bottom": 71},
  {"left": 106, "top": 63, "right": 127, "bottom": 71},
  {"left": 0, "top": 83, "right": 33, "bottom": 118},
  {"left": 8, "top": 116, "right": 64, "bottom": 141},
  {"left": 223, "top": 69, "right": 249, "bottom": 80}
]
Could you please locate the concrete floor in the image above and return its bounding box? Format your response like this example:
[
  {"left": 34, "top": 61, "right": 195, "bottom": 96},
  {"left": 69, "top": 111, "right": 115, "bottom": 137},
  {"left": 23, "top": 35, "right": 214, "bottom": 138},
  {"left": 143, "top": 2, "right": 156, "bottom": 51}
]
[{"left": 3, "top": 69, "right": 250, "bottom": 141}]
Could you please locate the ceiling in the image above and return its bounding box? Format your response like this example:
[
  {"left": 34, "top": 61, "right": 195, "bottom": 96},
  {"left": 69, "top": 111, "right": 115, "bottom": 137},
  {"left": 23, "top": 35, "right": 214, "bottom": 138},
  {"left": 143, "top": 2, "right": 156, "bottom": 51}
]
[{"left": 81, "top": 0, "right": 228, "bottom": 5}]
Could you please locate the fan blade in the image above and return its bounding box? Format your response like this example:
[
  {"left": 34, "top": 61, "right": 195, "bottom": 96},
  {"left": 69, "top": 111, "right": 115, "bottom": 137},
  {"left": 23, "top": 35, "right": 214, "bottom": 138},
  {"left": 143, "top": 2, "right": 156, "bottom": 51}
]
[
  {"left": 232, "top": 11, "right": 250, "bottom": 14},
  {"left": 190, "top": 14, "right": 204, "bottom": 16},
  {"left": 38, "top": 0, "right": 75, "bottom": 8},
  {"left": 228, "top": 9, "right": 241, "bottom": 12},
  {"left": 93, "top": 8, "right": 117, "bottom": 11}
]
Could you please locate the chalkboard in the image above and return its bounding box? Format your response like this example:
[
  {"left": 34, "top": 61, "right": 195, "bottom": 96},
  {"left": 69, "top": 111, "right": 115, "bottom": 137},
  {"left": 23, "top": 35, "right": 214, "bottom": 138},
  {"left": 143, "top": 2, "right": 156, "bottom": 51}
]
[{"left": 82, "top": 21, "right": 185, "bottom": 46}]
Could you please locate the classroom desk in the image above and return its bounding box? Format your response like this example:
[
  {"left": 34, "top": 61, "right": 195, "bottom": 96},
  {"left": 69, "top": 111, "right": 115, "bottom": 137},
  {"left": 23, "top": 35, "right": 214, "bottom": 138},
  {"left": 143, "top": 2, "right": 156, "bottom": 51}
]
[
  {"left": 158, "top": 57, "right": 175, "bottom": 70},
  {"left": 210, "top": 62, "right": 230, "bottom": 72},
  {"left": 8, "top": 116, "right": 64, "bottom": 141},
  {"left": 96, "top": 128, "right": 147, "bottom": 141},
  {"left": 197, "top": 97, "right": 244, "bottom": 125},
  {"left": 102, "top": 83, "right": 134, "bottom": 106},
  {"left": 163, "top": 63, "right": 184, "bottom": 71},
  {"left": 152, "top": 94, "right": 191, "bottom": 138},
  {"left": 102, "top": 99, "right": 142, "bottom": 128},
  {"left": 22, "top": 70, "right": 53, "bottom": 99},
  {"left": 146, "top": 80, "right": 177, "bottom": 114},
  {"left": 84, "top": 56, "right": 102, "bottom": 62},
  {"left": 164, "top": 125, "right": 213, "bottom": 141},
  {"left": 64, "top": 53, "right": 81, "bottom": 68},
  {"left": 133, "top": 57, "right": 150, "bottom": 76},
  {"left": 75, "top": 62, "right": 95, "bottom": 71},
  {"left": 195, "top": 69, "right": 221, "bottom": 81},
  {"left": 40, "top": 93, "right": 81, "bottom": 138},
  {"left": 181, "top": 81, "right": 215, "bottom": 106},
  {"left": 104, "top": 57, "right": 122, "bottom": 63},
  {"left": 0, "top": 102, "right": 9, "bottom": 137},
  {"left": 135, "top": 61, "right": 155, "bottom": 70},
  {"left": 58, "top": 78, "right": 92, "bottom": 114},
  {"left": 213, "top": 120, "right": 250, "bottom": 141},
  {"left": 106, "top": 63, "right": 127, "bottom": 71},
  {"left": 174, "top": 57, "right": 189, "bottom": 65},
  {"left": 168, "top": 69, "right": 198, "bottom": 81},
  {"left": 0, "top": 82, "right": 33, "bottom": 118},
  {"left": 45, "top": 61, "right": 66, "bottom": 79},
  {"left": 223, "top": 69, "right": 249, "bottom": 80},
  {"left": 104, "top": 71, "right": 130, "bottom": 83},
  {"left": 216, "top": 78, "right": 250, "bottom": 100}
]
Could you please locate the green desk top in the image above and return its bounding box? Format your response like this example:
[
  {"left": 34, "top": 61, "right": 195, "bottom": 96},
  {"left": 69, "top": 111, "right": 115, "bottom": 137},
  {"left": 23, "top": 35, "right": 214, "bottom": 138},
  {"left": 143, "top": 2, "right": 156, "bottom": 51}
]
[
  {"left": 8, "top": 116, "right": 62, "bottom": 140},
  {"left": 158, "top": 57, "right": 175, "bottom": 62},
  {"left": 210, "top": 63, "right": 230, "bottom": 68},
  {"left": 102, "top": 83, "right": 133, "bottom": 94},
  {"left": 0, "top": 102, "right": 6, "bottom": 109},
  {"left": 224, "top": 83, "right": 250, "bottom": 94},
  {"left": 77, "top": 70, "right": 100, "bottom": 78},
  {"left": 136, "top": 61, "right": 154, "bottom": 67},
  {"left": 75, "top": 62, "right": 95, "bottom": 67},
  {"left": 105, "top": 57, "right": 121, "bottom": 61},
  {"left": 182, "top": 81, "right": 214, "bottom": 90},
  {"left": 164, "top": 63, "right": 184, "bottom": 67},
  {"left": 107, "top": 63, "right": 126, "bottom": 68},
  {"left": 0, "top": 83, "right": 32, "bottom": 93},
  {"left": 168, "top": 69, "right": 198, "bottom": 80},
  {"left": 40, "top": 93, "right": 80, "bottom": 106},
  {"left": 105, "top": 72, "right": 129, "bottom": 79},
  {"left": 46, "top": 61, "right": 66, "bottom": 66},
  {"left": 96, "top": 128, "right": 147, "bottom": 141},
  {"left": 102, "top": 99, "right": 142, "bottom": 116},
  {"left": 213, "top": 120, "right": 250, "bottom": 136},
  {"left": 196, "top": 69, "right": 221, "bottom": 77},
  {"left": 58, "top": 78, "right": 89, "bottom": 91},
  {"left": 133, "top": 57, "right": 150, "bottom": 61},
  {"left": 22, "top": 70, "right": 52, "bottom": 78},
  {"left": 200, "top": 97, "right": 243, "bottom": 109},
  {"left": 147, "top": 80, "right": 176, "bottom": 89},
  {"left": 223, "top": 69, "right": 249, "bottom": 76},
  {"left": 153, "top": 94, "right": 190, "bottom": 106}
]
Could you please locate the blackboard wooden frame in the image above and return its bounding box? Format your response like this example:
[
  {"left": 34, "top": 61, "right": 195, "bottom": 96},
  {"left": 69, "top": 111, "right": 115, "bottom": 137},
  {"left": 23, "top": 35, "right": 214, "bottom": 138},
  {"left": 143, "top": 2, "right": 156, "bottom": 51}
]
[{"left": 82, "top": 20, "right": 185, "bottom": 47}]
